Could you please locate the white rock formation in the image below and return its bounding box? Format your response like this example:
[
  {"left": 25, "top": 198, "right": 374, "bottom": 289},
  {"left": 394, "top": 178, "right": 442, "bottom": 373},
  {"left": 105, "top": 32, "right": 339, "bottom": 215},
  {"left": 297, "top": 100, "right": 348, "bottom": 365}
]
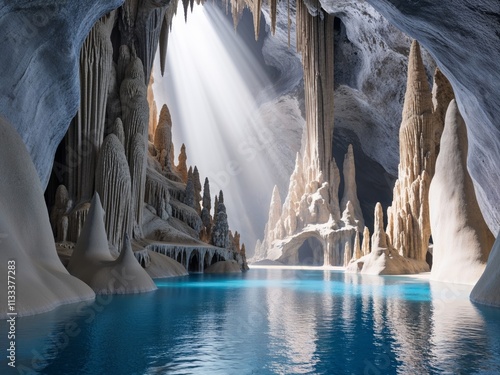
[
  {"left": 0, "top": 117, "right": 95, "bottom": 318},
  {"left": 430, "top": 100, "right": 494, "bottom": 285},
  {"left": 471, "top": 236, "right": 500, "bottom": 308},
  {"left": 347, "top": 203, "right": 429, "bottom": 275},
  {"left": 67, "top": 194, "right": 157, "bottom": 294}
]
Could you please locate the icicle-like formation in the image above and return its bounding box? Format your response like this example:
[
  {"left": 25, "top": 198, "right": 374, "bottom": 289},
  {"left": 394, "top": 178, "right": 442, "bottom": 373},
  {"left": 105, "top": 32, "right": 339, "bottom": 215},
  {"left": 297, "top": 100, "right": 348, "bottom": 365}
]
[
  {"left": 66, "top": 12, "right": 115, "bottom": 203},
  {"left": 134, "top": 0, "right": 170, "bottom": 85},
  {"left": 95, "top": 134, "right": 133, "bottom": 249}
]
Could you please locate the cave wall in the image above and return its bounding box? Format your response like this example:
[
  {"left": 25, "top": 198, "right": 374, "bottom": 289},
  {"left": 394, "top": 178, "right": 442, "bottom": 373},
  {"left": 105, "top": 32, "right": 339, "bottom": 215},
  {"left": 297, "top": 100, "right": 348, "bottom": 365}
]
[{"left": 0, "top": 0, "right": 124, "bottom": 188}]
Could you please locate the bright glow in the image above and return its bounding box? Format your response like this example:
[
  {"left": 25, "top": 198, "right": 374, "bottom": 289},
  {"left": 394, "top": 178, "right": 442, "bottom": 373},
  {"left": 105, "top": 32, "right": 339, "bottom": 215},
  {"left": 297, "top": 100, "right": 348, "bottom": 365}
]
[{"left": 153, "top": 3, "right": 291, "bottom": 250}]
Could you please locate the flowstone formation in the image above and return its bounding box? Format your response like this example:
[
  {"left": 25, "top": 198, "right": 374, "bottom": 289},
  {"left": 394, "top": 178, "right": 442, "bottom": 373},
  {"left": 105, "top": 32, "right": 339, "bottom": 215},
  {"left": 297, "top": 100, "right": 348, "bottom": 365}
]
[{"left": 430, "top": 100, "right": 494, "bottom": 285}]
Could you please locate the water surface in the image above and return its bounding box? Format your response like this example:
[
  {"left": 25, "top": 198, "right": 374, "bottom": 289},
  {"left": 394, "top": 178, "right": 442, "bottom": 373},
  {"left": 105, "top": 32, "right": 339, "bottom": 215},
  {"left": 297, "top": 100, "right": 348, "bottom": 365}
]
[{"left": 1, "top": 268, "right": 500, "bottom": 374}]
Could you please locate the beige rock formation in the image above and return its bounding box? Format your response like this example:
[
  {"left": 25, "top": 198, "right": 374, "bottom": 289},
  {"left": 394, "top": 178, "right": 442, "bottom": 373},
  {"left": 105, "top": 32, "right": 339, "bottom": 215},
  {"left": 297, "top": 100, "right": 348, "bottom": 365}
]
[
  {"left": 347, "top": 203, "right": 429, "bottom": 275},
  {"left": 254, "top": 5, "right": 363, "bottom": 266},
  {"left": 352, "top": 230, "right": 362, "bottom": 261},
  {"left": 386, "top": 40, "right": 436, "bottom": 262},
  {"left": 154, "top": 104, "right": 175, "bottom": 168},
  {"left": 362, "top": 226, "right": 371, "bottom": 256},
  {"left": 177, "top": 143, "right": 188, "bottom": 183},
  {"left": 147, "top": 73, "right": 158, "bottom": 141},
  {"left": 68, "top": 194, "right": 157, "bottom": 294},
  {"left": 341, "top": 145, "right": 364, "bottom": 231},
  {"left": 430, "top": 100, "right": 494, "bottom": 284},
  {"left": 432, "top": 68, "right": 455, "bottom": 153}
]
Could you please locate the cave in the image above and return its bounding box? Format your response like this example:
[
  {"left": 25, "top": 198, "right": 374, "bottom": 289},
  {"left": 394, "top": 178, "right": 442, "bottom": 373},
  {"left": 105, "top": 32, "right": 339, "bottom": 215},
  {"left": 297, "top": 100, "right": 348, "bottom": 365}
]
[
  {"left": 298, "top": 237, "right": 325, "bottom": 266},
  {"left": 1, "top": 0, "right": 500, "bottom": 373}
]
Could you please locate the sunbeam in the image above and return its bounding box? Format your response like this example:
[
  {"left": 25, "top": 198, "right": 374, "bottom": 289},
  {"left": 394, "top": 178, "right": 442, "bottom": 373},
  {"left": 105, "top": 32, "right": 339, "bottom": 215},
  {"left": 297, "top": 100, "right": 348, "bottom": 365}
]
[{"left": 153, "top": 2, "right": 299, "bottom": 251}]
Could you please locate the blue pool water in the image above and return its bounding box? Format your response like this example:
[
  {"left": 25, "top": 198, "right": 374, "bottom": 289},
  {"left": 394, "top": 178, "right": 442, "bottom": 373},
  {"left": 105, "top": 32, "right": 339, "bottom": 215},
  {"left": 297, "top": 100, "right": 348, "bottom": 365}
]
[{"left": 2, "top": 268, "right": 500, "bottom": 374}]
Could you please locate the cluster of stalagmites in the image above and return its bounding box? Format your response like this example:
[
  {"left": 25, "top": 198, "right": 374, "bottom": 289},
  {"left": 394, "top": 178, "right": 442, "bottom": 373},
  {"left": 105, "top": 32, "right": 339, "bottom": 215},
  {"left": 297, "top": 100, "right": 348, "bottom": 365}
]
[{"left": 46, "top": 1, "right": 247, "bottom": 298}]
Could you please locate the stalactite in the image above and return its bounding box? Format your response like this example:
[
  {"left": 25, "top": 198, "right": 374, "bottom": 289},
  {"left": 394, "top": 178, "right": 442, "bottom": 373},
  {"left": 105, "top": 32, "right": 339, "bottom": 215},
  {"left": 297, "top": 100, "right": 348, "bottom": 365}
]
[
  {"left": 159, "top": 13, "right": 169, "bottom": 76},
  {"left": 134, "top": 0, "right": 170, "bottom": 84},
  {"left": 95, "top": 134, "right": 133, "bottom": 250},
  {"left": 66, "top": 12, "right": 115, "bottom": 204}
]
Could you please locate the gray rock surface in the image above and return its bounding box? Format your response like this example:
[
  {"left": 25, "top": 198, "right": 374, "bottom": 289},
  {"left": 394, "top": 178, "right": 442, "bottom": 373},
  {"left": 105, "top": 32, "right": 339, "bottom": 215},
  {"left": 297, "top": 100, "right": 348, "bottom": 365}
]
[{"left": 0, "top": 0, "right": 123, "bottom": 188}]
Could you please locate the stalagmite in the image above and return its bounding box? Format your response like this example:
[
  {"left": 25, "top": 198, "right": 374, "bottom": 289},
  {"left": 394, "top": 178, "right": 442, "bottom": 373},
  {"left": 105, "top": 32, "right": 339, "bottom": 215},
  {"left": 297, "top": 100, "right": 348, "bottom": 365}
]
[
  {"left": 184, "top": 167, "right": 195, "bottom": 208},
  {"left": 202, "top": 177, "right": 212, "bottom": 211},
  {"left": 177, "top": 143, "right": 188, "bottom": 183},
  {"left": 430, "top": 100, "right": 494, "bottom": 285},
  {"left": 212, "top": 201, "right": 230, "bottom": 248},
  {"left": 386, "top": 40, "right": 436, "bottom": 262},
  {"left": 66, "top": 12, "right": 115, "bottom": 203},
  {"left": 147, "top": 74, "right": 158, "bottom": 141},
  {"left": 154, "top": 103, "right": 175, "bottom": 172},
  {"left": 347, "top": 203, "right": 429, "bottom": 275},
  {"left": 343, "top": 242, "right": 352, "bottom": 267},
  {"left": 68, "top": 194, "right": 156, "bottom": 294},
  {"left": 362, "top": 226, "right": 371, "bottom": 256},
  {"left": 120, "top": 55, "right": 149, "bottom": 157},
  {"left": 193, "top": 166, "right": 202, "bottom": 213},
  {"left": 341, "top": 145, "right": 364, "bottom": 231},
  {"left": 50, "top": 185, "right": 72, "bottom": 242},
  {"left": 0, "top": 117, "right": 95, "bottom": 317},
  {"left": 110, "top": 117, "right": 126, "bottom": 146},
  {"left": 95, "top": 134, "right": 133, "bottom": 250},
  {"left": 352, "top": 230, "right": 362, "bottom": 261}
]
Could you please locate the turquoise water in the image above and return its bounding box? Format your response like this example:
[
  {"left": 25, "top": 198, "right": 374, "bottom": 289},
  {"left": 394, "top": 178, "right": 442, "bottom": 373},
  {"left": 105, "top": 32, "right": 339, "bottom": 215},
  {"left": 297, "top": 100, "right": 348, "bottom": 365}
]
[{"left": 2, "top": 268, "right": 500, "bottom": 374}]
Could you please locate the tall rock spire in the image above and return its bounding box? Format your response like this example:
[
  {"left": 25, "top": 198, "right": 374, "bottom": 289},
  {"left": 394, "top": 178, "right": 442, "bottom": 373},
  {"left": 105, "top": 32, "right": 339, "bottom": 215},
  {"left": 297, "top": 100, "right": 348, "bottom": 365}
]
[
  {"left": 340, "top": 144, "right": 364, "bottom": 231},
  {"left": 386, "top": 40, "right": 436, "bottom": 262}
]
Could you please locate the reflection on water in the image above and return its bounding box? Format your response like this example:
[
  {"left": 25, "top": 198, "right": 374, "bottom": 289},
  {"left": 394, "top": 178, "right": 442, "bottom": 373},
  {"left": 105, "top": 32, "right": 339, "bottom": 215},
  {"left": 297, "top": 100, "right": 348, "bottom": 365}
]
[{"left": 1, "top": 269, "right": 500, "bottom": 374}]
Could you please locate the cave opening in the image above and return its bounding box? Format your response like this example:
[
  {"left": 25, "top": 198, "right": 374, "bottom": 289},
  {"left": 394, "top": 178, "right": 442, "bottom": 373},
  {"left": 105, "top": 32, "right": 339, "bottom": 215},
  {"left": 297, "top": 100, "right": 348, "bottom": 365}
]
[
  {"left": 188, "top": 250, "right": 201, "bottom": 272},
  {"left": 297, "top": 237, "right": 324, "bottom": 266}
]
